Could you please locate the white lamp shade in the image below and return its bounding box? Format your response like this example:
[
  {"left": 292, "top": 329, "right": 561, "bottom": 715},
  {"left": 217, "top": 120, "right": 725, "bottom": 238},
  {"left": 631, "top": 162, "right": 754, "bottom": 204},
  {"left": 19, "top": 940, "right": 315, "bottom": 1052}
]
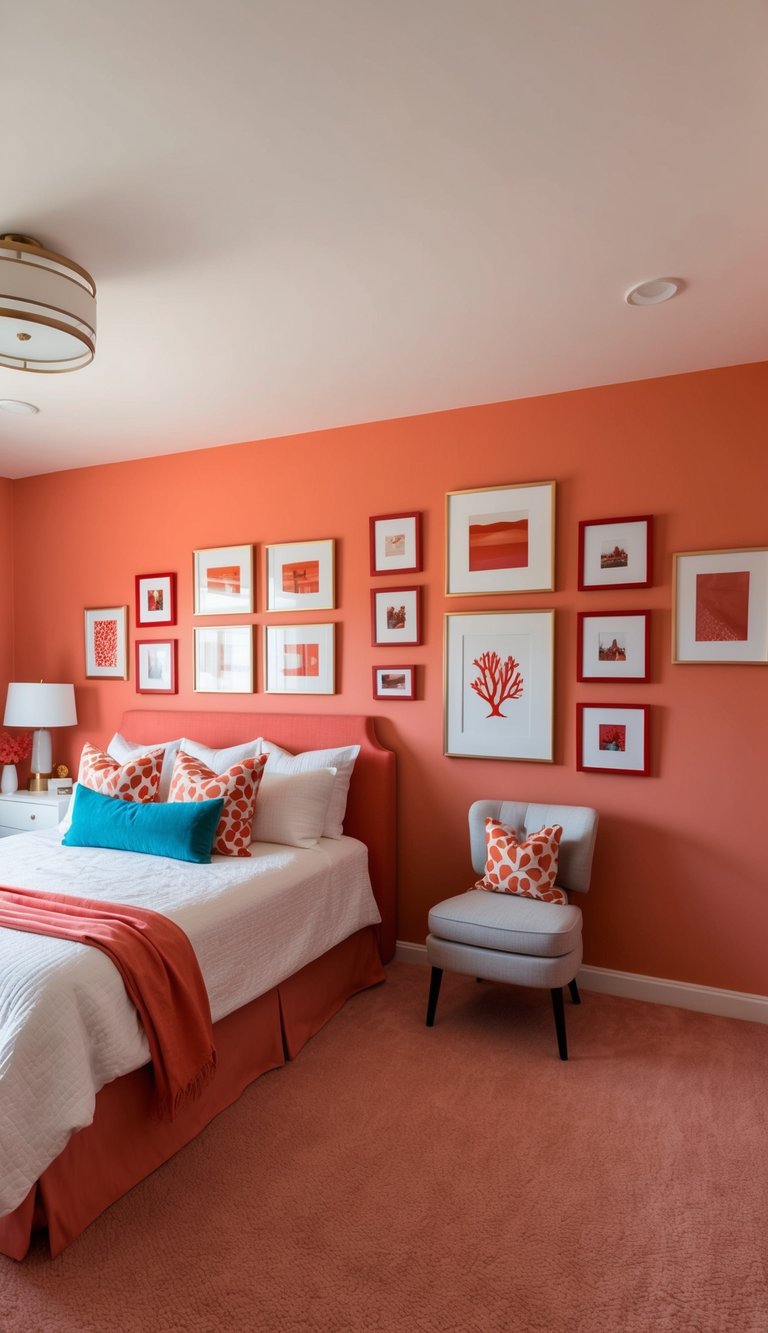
[{"left": 3, "top": 682, "right": 77, "bottom": 727}]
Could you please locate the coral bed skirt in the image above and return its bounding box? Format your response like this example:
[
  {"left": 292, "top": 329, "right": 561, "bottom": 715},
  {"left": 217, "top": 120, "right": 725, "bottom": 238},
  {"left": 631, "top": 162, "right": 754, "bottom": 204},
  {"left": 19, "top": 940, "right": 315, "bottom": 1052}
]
[{"left": 0, "top": 926, "right": 384, "bottom": 1260}]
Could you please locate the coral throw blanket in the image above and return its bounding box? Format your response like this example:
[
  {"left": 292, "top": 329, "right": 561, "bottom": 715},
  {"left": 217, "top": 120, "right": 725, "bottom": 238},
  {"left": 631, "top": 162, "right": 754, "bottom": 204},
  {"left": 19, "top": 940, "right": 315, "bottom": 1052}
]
[{"left": 0, "top": 884, "right": 217, "bottom": 1117}]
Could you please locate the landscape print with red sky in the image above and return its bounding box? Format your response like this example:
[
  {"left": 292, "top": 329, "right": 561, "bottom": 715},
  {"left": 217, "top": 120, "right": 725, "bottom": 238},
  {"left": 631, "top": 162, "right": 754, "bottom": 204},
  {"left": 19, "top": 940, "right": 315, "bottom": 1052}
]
[{"left": 469, "top": 511, "right": 529, "bottom": 571}]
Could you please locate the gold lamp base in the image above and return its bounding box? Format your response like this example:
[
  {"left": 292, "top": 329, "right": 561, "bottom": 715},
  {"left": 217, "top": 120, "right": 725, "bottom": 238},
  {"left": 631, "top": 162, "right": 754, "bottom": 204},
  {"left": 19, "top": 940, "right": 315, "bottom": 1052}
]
[{"left": 28, "top": 773, "right": 50, "bottom": 792}]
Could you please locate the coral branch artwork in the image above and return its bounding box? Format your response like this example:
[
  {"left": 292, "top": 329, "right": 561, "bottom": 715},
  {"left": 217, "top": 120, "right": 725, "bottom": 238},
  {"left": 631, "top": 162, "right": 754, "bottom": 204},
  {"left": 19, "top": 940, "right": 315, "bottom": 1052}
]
[{"left": 470, "top": 650, "right": 524, "bottom": 717}]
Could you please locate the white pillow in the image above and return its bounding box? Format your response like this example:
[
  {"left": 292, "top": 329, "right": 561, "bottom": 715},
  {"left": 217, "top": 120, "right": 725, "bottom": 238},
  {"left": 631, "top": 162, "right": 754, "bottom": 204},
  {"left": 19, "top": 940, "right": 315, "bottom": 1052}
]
[
  {"left": 180, "top": 737, "right": 261, "bottom": 773},
  {"left": 259, "top": 740, "right": 360, "bottom": 838},
  {"left": 107, "top": 733, "right": 182, "bottom": 802},
  {"left": 252, "top": 767, "right": 336, "bottom": 849}
]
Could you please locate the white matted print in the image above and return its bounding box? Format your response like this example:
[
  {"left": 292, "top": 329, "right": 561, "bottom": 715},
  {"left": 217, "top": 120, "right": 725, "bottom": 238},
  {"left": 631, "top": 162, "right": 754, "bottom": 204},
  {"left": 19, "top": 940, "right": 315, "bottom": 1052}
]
[
  {"left": 265, "top": 623, "right": 335, "bottom": 694},
  {"left": 445, "top": 610, "right": 554, "bottom": 761},
  {"left": 446, "top": 482, "right": 554, "bottom": 595},
  {"left": 84, "top": 606, "right": 128, "bottom": 679},
  {"left": 577, "top": 703, "right": 649, "bottom": 776},
  {"left": 193, "top": 544, "right": 253, "bottom": 615},
  {"left": 135, "top": 572, "right": 176, "bottom": 627},
  {"left": 194, "top": 625, "right": 253, "bottom": 693},
  {"left": 577, "top": 612, "right": 650, "bottom": 682},
  {"left": 135, "top": 639, "right": 177, "bottom": 694},
  {"left": 370, "top": 512, "right": 422, "bottom": 575},
  {"left": 266, "top": 539, "right": 335, "bottom": 612},
  {"left": 673, "top": 548, "right": 768, "bottom": 664},
  {"left": 579, "top": 516, "right": 652, "bottom": 590},
  {"left": 371, "top": 587, "right": 422, "bottom": 646},
  {"left": 372, "top": 665, "right": 416, "bottom": 700}
]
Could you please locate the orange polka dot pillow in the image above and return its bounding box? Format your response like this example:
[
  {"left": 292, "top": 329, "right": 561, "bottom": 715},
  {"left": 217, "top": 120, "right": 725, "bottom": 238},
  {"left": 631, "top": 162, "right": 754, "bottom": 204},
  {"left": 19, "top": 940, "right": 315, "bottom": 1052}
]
[
  {"left": 78, "top": 741, "right": 164, "bottom": 804},
  {"left": 476, "top": 817, "right": 567, "bottom": 904},
  {"left": 169, "top": 750, "right": 268, "bottom": 858}
]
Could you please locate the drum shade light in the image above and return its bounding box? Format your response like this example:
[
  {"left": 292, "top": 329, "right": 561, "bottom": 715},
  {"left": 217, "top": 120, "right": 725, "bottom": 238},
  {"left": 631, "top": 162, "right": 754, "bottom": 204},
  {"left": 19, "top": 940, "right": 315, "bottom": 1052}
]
[{"left": 0, "top": 234, "right": 96, "bottom": 372}]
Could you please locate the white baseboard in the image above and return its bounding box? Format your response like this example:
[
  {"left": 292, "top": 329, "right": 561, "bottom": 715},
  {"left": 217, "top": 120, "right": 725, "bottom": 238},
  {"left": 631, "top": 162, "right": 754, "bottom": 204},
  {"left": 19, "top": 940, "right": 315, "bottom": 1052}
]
[{"left": 394, "top": 941, "right": 768, "bottom": 1026}]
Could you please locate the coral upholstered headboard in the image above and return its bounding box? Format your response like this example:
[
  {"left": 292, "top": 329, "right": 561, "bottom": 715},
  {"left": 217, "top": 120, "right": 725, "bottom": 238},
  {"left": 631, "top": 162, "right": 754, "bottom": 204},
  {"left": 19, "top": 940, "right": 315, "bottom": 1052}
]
[{"left": 118, "top": 710, "right": 397, "bottom": 962}]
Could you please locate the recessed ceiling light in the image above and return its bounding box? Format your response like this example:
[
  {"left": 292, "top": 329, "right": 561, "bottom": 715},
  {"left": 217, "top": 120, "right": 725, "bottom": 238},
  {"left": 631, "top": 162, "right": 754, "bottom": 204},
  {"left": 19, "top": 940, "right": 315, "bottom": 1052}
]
[
  {"left": 625, "top": 278, "right": 683, "bottom": 306},
  {"left": 0, "top": 399, "right": 40, "bottom": 415}
]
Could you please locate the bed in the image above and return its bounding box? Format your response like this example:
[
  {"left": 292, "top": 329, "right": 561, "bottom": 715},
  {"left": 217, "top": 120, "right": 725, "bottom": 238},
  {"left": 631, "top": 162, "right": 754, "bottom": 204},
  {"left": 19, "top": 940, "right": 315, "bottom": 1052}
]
[{"left": 0, "top": 709, "right": 396, "bottom": 1261}]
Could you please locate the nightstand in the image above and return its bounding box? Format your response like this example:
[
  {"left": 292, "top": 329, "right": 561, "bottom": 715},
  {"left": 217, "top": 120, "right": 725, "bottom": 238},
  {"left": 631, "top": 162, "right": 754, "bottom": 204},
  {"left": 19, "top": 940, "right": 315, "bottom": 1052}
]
[{"left": 0, "top": 790, "right": 71, "bottom": 839}]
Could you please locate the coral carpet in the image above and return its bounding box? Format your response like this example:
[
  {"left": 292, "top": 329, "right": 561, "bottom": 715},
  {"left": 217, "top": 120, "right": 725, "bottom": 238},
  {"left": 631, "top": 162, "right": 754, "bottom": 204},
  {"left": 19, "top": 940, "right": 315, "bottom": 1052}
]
[{"left": 1, "top": 963, "right": 766, "bottom": 1332}]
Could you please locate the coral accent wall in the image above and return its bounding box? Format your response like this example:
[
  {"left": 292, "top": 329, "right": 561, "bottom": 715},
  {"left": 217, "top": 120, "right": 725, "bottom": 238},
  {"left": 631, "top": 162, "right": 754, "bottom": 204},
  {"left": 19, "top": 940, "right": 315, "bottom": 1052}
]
[
  {"left": 8, "top": 362, "right": 768, "bottom": 994},
  {"left": 0, "top": 477, "right": 14, "bottom": 703}
]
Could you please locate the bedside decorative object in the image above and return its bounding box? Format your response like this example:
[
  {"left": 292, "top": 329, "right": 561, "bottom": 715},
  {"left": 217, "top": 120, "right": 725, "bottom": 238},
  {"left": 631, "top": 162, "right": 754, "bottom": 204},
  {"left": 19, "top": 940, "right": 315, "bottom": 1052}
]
[
  {"left": 47, "top": 776, "right": 74, "bottom": 798},
  {"left": 0, "top": 731, "right": 32, "bottom": 794},
  {"left": 3, "top": 683, "right": 78, "bottom": 791}
]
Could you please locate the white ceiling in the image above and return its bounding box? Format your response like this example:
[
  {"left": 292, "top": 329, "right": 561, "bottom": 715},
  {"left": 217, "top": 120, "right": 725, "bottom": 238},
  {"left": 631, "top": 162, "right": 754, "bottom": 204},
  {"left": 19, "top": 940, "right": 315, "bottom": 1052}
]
[{"left": 2, "top": 0, "right": 767, "bottom": 478}]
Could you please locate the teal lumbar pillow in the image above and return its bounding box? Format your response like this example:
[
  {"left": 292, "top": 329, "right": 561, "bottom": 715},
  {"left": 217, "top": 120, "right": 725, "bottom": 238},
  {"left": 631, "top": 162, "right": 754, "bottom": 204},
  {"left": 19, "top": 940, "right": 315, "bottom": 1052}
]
[{"left": 62, "top": 783, "right": 224, "bottom": 864}]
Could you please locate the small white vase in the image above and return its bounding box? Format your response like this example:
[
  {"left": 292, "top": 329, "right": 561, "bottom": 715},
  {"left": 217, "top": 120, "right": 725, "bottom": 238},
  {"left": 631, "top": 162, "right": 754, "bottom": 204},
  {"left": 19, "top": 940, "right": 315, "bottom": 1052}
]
[{"left": 1, "top": 764, "right": 18, "bottom": 795}]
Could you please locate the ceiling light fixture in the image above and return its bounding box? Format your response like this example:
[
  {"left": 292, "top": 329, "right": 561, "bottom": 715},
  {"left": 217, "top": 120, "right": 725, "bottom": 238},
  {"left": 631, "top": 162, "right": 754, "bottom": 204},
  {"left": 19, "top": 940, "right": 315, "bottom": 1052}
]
[
  {"left": 0, "top": 233, "right": 96, "bottom": 372},
  {"left": 0, "top": 399, "right": 39, "bottom": 415},
  {"left": 625, "top": 278, "right": 683, "bottom": 307}
]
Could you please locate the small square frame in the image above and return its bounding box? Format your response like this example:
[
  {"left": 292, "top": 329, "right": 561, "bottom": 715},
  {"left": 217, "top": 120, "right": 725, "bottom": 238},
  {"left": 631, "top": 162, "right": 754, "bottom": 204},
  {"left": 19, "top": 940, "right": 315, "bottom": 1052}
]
[
  {"left": 193, "top": 624, "right": 254, "bottom": 693},
  {"left": 371, "top": 586, "right": 422, "bottom": 646},
  {"left": 265, "top": 539, "right": 335, "bottom": 612},
  {"left": 135, "top": 572, "right": 177, "bottom": 627},
  {"left": 372, "top": 665, "right": 416, "bottom": 700},
  {"left": 84, "top": 606, "right": 128, "bottom": 680},
  {"left": 576, "top": 702, "right": 650, "bottom": 776},
  {"left": 578, "top": 515, "right": 653, "bottom": 590},
  {"left": 577, "top": 611, "right": 650, "bottom": 682},
  {"left": 264, "top": 623, "right": 335, "bottom": 694},
  {"left": 369, "top": 512, "right": 422, "bottom": 575},
  {"left": 193, "top": 544, "right": 254, "bottom": 615},
  {"left": 135, "top": 639, "right": 178, "bottom": 694},
  {"left": 446, "top": 481, "right": 555, "bottom": 595},
  {"left": 673, "top": 547, "right": 768, "bottom": 663}
]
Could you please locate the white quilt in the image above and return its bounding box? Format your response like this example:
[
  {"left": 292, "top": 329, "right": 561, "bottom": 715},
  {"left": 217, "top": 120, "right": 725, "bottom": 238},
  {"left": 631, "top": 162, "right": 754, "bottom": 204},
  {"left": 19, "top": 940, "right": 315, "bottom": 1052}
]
[{"left": 0, "top": 828, "right": 380, "bottom": 1218}]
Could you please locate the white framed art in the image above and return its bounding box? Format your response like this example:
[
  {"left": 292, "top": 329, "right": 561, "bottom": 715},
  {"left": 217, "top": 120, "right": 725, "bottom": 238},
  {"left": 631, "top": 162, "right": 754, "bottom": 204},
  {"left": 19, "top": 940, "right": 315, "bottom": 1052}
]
[
  {"left": 673, "top": 547, "right": 768, "bottom": 664},
  {"left": 444, "top": 610, "right": 554, "bottom": 761},
  {"left": 193, "top": 544, "right": 254, "bottom": 615},
  {"left": 84, "top": 606, "right": 128, "bottom": 679},
  {"left": 446, "top": 481, "right": 555, "bottom": 595},
  {"left": 264, "top": 623, "right": 335, "bottom": 694},
  {"left": 265, "top": 539, "right": 335, "bottom": 612},
  {"left": 193, "top": 625, "right": 253, "bottom": 693}
]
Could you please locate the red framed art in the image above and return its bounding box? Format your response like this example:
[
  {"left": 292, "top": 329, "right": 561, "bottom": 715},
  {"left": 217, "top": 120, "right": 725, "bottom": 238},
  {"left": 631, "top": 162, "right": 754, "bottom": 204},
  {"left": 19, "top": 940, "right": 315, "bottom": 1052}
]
[
  {"left": 135, "top": 572, "right": 177, "bottom": 627},
  {"left": 371, "top": 587, "right": 422, "bottom": 646},
  {"left": 577, "top": 611, "right": 650, "bottom": 683},
  {"left": 578, "top": 515, "right": 653, "bottom": 591},
  {"left": 372, "top": 665, "right": 416, "bottom": 700},
  {"left": 576, "top": 702, "right": 650, "bottom": 776},
  {"left": 135, "top": 639, "right": 178, "bottom": 694},
  {"left": 369, "top": 512, "right": 422, "bottom": 576}
]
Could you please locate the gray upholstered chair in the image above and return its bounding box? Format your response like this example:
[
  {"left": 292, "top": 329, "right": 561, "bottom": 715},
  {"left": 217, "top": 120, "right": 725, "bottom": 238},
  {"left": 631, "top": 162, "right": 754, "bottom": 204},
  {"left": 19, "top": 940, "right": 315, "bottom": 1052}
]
[{"left": 425, "top": 798, "right": 599, "bottom": 1060}]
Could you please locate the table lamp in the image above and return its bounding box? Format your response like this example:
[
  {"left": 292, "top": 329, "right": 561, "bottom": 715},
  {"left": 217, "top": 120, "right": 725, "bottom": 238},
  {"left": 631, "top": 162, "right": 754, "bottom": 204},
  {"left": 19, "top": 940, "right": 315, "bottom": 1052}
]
[{"left": 3, "top": 682, "right": 78, "bottom": 791}]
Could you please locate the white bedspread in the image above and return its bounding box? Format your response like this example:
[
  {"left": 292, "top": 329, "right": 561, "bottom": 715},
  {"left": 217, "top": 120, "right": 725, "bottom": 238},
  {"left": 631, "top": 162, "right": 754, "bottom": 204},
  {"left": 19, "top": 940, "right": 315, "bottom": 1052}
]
[{"left": 0, "top": 828, "right": 380, "bottom": 1218}]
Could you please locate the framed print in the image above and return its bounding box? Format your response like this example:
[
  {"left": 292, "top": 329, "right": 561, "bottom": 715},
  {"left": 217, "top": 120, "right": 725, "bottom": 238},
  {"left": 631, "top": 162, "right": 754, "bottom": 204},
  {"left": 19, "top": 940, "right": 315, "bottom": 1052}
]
[
  {"left": 578, "top": 515, "right": 653, "bottom": 590},
  {"left": 577, "top": 611, "right": 650, "bottom": 682},
  {"left": 370, "top": 512, "right": 422, "bottom": 575},
  {"left": 372, "top": 665, "right": 416, "bottom": 700},
  {"left": 265, "top": 539, "right": 335, "bottom": 612},
  {"left": 444, "top": 610, "right": 554, "bottom": 761},
  {"left": 577, "top": 703, "right": 650, "bottom": 776},
  {"left": 84, "top": 606, "right": 128, "bottom": 679},
  {"left": 135, "top": 639, "right": 178, "bottom": 694},
  {"left": 446, "top": 481, "right": 554, "bottom": 595},
  {"left": 193, "top": 625, "right": 253, "bottom": 693},
  {"left": 673, "top": 548, "right": 768, "bottom": 664},
  {"left": 135, "top": 572, "right": 177, "bottom": 627},
  {"left": 264, "top": 623, "right": 335, "bottom": 694},
  {"left": 193, "top": 544, "right": 253, "bottom": 615},
  {"left": 371, "top": 587, "right": 422, "bottom": 646}
]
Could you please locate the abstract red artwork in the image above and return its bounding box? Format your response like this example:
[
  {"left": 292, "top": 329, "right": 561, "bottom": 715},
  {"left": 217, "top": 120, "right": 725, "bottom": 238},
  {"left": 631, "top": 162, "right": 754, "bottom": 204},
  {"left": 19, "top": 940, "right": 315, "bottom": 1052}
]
[
  {"left": 93, "top": 619, "right": 118, "bottom": 668},
  {"left": 281, "top": 560, "right": 320, "bottom": 595},
  {"left": 695, "top": 571, "right": 750, "bottom": 641},
  {"left": 282, "top": 643, "right": 319, "bottom": 677},
  {"left": 470, "top": 651, "right": 524, "bottom": 718},
  {"left": 468, "top": 516, "right": 528, "bottom": 572}
]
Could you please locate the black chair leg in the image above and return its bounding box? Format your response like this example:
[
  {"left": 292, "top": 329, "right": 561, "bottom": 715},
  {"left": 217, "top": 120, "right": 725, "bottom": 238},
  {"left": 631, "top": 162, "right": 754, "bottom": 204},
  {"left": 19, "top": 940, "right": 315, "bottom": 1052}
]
[
  {"left": 425, "top": 967, "right": 444, "bottom": 1027},
  {"left": 550, "top": 987, "right": 568, "bottom": 1060},
  {"left": 568, "top": 978, "right": 581, "bottom": 1005}
]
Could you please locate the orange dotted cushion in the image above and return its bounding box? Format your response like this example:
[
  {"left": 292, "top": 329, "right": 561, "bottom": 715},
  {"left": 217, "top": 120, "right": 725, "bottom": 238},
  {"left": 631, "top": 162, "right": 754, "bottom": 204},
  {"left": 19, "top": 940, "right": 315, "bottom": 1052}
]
[
  {"left": 168, "top": 750, "right": 267, "bottom": 858},
  {"left": 476, "top": 817, "right": 567, "bottom": 904},
  {"left": 78, "top": 741, "right": 164, "bottom": 804}
]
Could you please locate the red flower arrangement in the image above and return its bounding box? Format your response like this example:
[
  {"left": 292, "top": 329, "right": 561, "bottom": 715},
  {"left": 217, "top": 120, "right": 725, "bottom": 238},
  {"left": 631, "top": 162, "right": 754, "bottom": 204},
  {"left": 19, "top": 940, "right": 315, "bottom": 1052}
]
[{"left": 0, "top": 730, "right": 33, "bottom": 764}]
